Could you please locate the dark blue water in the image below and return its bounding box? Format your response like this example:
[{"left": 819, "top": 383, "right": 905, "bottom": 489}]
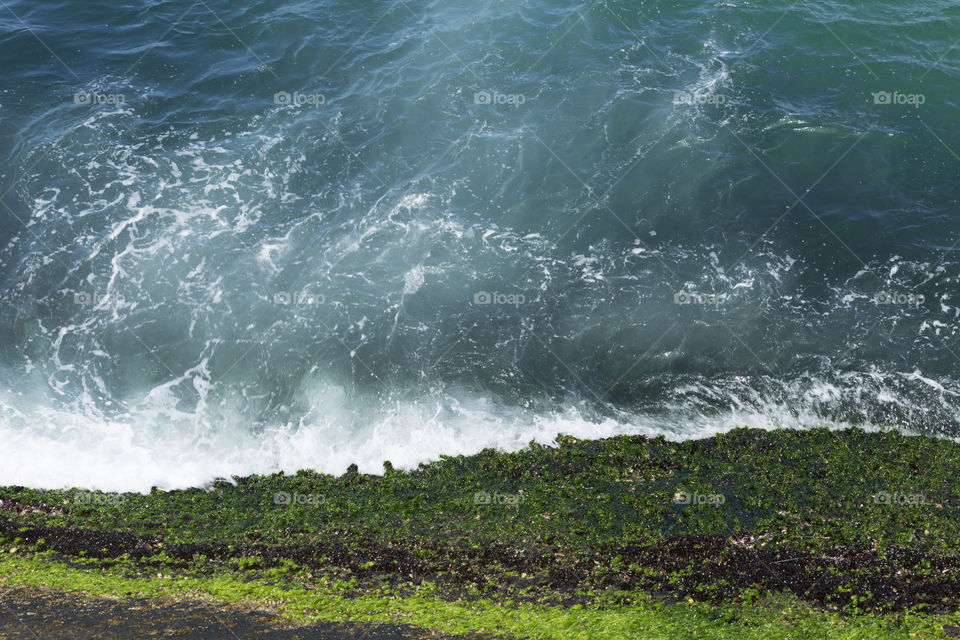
[{"left": 1, "top": 0, "right": 959, "bottom": 490}]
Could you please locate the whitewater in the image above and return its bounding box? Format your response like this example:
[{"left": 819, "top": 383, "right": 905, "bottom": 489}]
[{"left": 2, "top": 0, "right": 959, "bottom": 491}]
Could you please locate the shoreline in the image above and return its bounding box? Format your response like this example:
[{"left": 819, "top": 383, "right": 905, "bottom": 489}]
[{"left": 3, "top": 427, "right": 960, "bottom": 638}]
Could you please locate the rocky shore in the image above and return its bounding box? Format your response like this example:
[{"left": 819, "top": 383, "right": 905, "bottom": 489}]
[{"left": 3, "top": 427, "right": 960, "bottom": 638}]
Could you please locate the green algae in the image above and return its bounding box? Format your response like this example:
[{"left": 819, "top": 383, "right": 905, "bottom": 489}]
[
  {"left": 2, "top": 552, "right": 959, "bottom": 640},
  {"left": 3, "top": 427, "right": 960, "bottom": 636}
]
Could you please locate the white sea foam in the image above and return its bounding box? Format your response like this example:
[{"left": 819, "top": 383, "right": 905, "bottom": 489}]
[{"left": 0, "top": 369, "right": 946, "bottom": 493}]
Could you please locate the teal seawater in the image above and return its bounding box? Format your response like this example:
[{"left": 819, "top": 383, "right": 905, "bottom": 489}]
[{"left": 0, "top": 0, "right": 958, "bottom": 489}]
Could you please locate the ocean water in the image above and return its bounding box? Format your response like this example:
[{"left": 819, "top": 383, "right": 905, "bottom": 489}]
[{"left": 1, "top": 0, "right": 958, "bottom": 491}]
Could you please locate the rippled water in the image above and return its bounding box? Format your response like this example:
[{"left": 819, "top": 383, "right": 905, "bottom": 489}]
[{"left": 1, "top": 0, "right": 959, "bottom": 490}]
